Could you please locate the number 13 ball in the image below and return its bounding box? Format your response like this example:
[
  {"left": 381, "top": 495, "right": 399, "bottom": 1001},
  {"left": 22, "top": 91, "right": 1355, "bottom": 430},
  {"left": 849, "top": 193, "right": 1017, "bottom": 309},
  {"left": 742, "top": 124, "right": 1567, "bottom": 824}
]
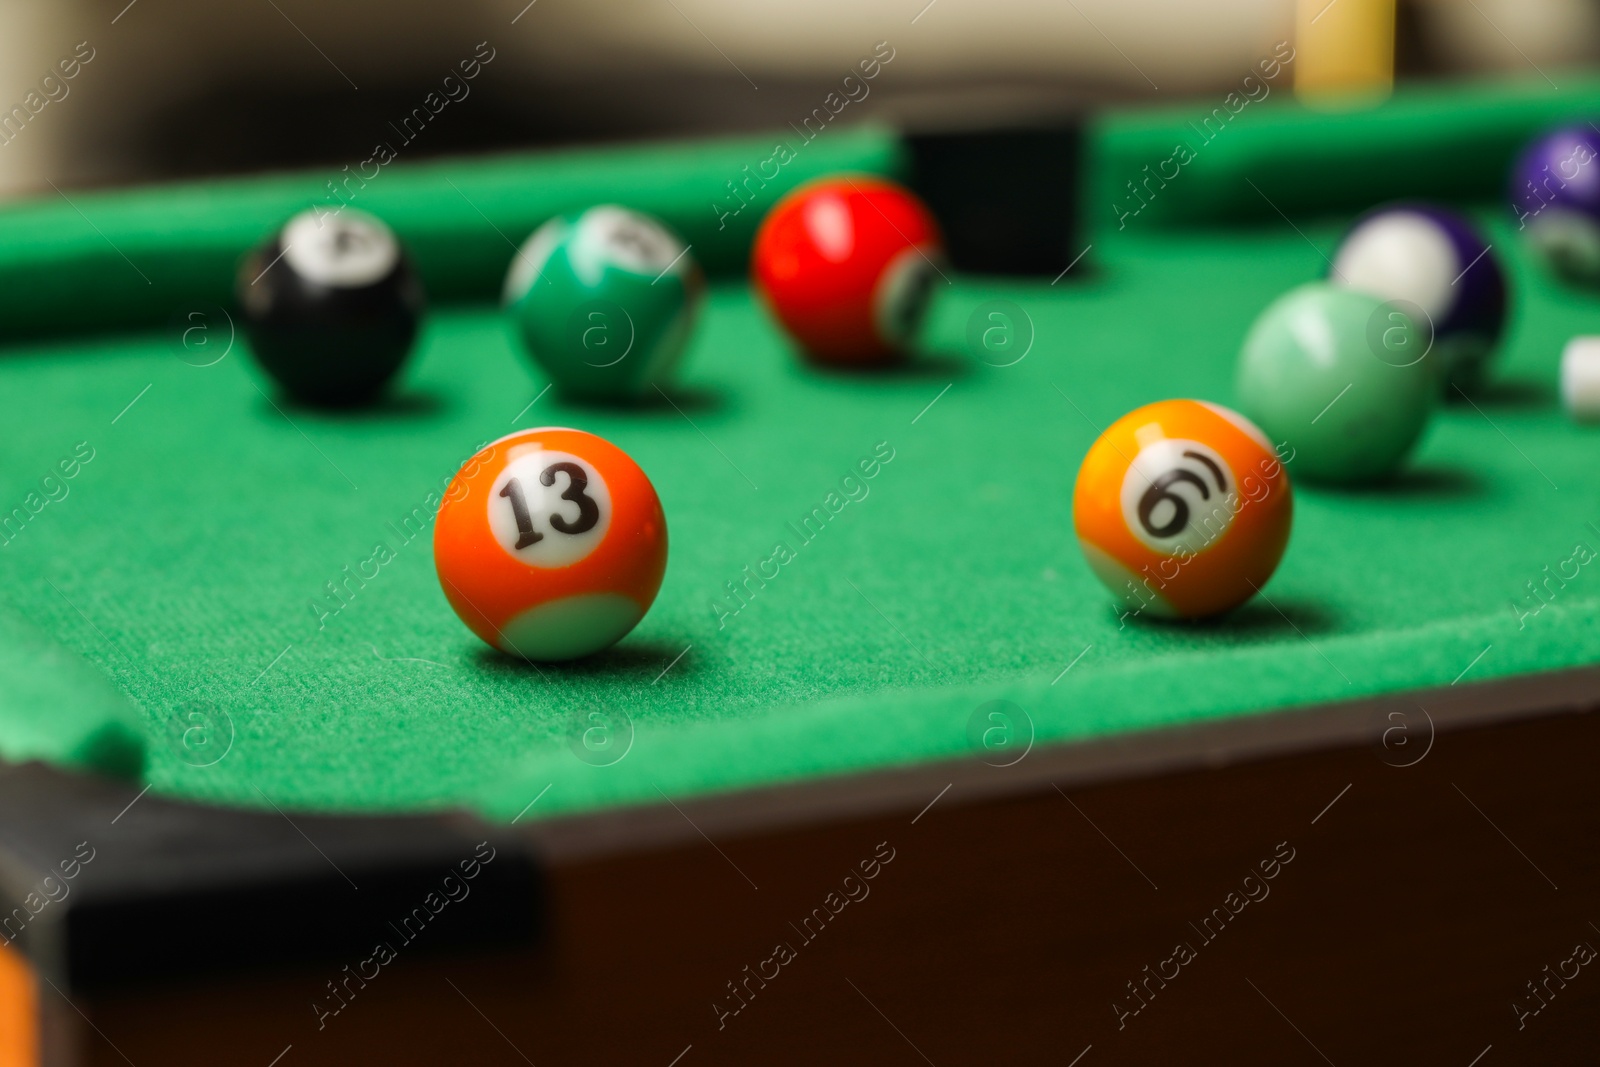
[
  {"left": 434, "top": 428, "right": 667, "bottom": 661},
  {"left": 1073, "top": 400, "right": 1292, "bottom": 620}
]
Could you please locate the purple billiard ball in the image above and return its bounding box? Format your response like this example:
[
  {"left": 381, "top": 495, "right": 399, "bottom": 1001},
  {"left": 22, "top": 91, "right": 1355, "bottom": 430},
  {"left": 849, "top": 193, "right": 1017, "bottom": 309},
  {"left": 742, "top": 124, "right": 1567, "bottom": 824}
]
[
  {"left": 1510, "top": 124, "right": 1600, "bottom": 286},
  {"left": 1329, "top": 203, "right": 1507, "bottom": 390}
]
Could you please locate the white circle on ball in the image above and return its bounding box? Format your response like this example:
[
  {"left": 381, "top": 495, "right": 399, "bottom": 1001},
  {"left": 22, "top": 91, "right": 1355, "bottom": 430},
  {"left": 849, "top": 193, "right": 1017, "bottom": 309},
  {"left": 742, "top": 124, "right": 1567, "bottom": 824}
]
[
  {"left": 873, "top": 245, "right": 938, "bottom": 348},
  {"left": 281, "top": 209, "right": 400, "bottom": 289},
  {"left": 1120, "top": 437, "right": 1238, "bottom": 556},
  {"left": 570, "top": 206, "right": 687, "bottom": 286},
  {"left": 503, "top": 217, "right": 568, "bottom": 305},
  {"left": 1332, "top": 211, "right": 1456, "bottom": 322},
  {"left": 487, "top": 449, "right": 612, "bottom": 568}
]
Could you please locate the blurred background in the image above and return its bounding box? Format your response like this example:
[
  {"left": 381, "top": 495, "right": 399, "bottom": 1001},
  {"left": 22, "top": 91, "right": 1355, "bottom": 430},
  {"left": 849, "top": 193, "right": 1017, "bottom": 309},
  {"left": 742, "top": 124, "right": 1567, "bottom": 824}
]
[{"left": 0, "top": 0, "right": 1598, "bottom": 198}]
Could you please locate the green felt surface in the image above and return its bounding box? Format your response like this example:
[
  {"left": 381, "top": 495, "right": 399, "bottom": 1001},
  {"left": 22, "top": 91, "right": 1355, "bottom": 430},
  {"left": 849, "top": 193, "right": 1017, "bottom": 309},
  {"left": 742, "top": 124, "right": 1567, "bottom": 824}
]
[
  {"left": 3, "top": 80, "right": 1600, "bottom": 823},
  {"left": 12, "top": 71, "right": 1599, "bottom": 345},
  {"left": 0, "top": 127, "right": 904, "bottom": 339},
  {"left": 1086, "top": 76, "right": 1600, "bottom": 231},
  {"left": 0, "top": 607, "right": 144, "bottom": 779},
  {"left": 0, "top": 207, "right": 1596, "bottom": 821}
]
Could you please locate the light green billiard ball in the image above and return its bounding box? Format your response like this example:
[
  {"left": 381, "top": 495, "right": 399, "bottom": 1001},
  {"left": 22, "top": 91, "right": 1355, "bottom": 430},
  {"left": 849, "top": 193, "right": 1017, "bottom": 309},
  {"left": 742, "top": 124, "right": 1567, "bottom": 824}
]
[
  {"left": 503, "top": 206, "right": 704, "bottom": 402},
  {"left": 1236, "top": 282, "right": 1438, "bottom": 485}
]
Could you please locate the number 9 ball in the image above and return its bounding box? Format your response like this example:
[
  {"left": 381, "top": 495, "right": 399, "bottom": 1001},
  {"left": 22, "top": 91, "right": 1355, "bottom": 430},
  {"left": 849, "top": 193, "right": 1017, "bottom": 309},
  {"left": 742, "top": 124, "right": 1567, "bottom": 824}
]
[
  {"left": 434, "top": 428, "right": 668, "bottom": 660},
  {"left": 1073, "top": 399, "right": 1292, "bottom": 620}
]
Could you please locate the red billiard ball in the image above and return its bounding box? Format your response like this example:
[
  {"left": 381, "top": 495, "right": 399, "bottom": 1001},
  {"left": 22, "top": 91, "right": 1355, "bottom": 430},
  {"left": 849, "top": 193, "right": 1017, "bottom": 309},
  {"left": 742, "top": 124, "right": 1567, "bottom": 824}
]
[
  {"left": 752, "top": 175, "right": 944, "bottom": 366},
  {"left": 433, "top": 428, "right": 668, "bottom": 661}
]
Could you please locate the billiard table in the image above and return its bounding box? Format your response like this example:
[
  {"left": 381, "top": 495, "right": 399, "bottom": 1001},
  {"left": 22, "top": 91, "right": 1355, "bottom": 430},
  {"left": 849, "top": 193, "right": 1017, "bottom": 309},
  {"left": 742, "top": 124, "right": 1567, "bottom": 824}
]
[{"left": 3, "top": 77, "right": 1600, "bottom": 1066}]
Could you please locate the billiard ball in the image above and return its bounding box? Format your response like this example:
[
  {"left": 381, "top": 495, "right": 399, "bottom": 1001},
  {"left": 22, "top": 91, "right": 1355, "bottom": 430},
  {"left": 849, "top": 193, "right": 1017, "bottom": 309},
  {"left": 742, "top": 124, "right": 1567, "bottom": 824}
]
[
  {"left": 1561, "top": 336, "right": 1600, "bottom": 422},
  {"left": 1237, "top": 282, "right": 1437, "bottom": 484},
  {"left": 1073, "top": 399, "right": 1292, "bottom": 620},
  {"left": 503, "top": 206, "right": 703, "bottom": 402},
  {"left": 237, "top": 208, "right": 424, "bottom": 406},
  {"left": 1511, "top": 124, "right": 1600, "bottom": 286},
  {"left": 1329, "top": 203, "right": 1507, "bottom": 390},
  {"left": 433, "top": 427, "right": 667, "bottom": 661},
  {"left": 752, "top": 175, "right": 944, "bottom": 366}
]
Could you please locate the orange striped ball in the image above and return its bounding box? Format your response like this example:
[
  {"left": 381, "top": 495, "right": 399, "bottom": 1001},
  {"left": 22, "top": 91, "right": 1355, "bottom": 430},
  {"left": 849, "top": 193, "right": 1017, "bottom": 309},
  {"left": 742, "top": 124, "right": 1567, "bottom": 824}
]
[
  {"left": 1073, "top": 399, "right": 1292, "bottom": 620},
  {"left": 434, "top": 427, "right": 667, "bottom": 660}
]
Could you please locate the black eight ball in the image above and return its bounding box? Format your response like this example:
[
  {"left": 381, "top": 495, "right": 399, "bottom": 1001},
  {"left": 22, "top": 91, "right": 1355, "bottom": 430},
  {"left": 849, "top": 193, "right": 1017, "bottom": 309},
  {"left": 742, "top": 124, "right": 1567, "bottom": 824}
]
[{"left": 238, "top": 208, "right": 425, "bottom": 406}]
